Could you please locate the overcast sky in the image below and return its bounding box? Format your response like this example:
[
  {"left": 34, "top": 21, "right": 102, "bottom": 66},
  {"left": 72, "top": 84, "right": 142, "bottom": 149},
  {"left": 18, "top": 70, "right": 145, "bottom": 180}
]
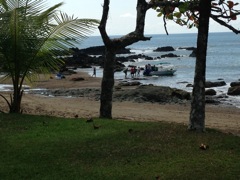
[{"left": 49, "top": 0, "right": 240, "bottom": 36}]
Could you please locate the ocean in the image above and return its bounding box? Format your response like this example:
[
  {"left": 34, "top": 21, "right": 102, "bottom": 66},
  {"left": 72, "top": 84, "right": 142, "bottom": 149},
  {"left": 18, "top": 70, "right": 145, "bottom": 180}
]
[
  {"left": 77, "top": 32, "right": 240, "bottom": 107},
  {"left": 1, "top": 32, "right": 240, "bottom": 107}
]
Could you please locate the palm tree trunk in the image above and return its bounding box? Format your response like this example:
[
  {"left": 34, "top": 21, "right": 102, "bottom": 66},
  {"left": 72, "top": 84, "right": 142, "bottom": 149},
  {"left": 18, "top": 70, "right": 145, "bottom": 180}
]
[
  {"left": 10, "top": 78, "right": 23, "bottom": 113},
  {"left": 99, "top": 48, "right": 115, "bottom": 118},
  {"left": 188, "top": 0, "right": 211, "bottom": 131}
]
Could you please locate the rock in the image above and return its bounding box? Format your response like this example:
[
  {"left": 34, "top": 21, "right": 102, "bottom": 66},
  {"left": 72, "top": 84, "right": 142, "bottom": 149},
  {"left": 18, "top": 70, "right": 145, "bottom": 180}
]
[
  {"left": 189, "top": 49, "right": 196, "bottom": 57},
  {"left": 205, "top": 97, "right": 220, "bottom": 104},
  {"left": 115, "top": 86, "right": 122, "bottom": 90},
  {"left": 71, "top": 77, "right": 85, "bottom": 81},
  {"left": 230, "top": 81, "right": 240, "bottom": 87},
  {"left": 205, "top": 89, "right": 216, "bottom": 96},
  {"left": 171, "top": 89, "right": 191, "bottom": 100},
  {"left": 122, "top": 54, "right": 154, "bottom": 61},
  {"left": 215, "top": 94, "right": 228, "bottom": 99},
  {"left": 161, "top": 53, "right": 179, "bottom": 58},
  {"left": 29, "top": 85, "right": 191, "bottom": 104},
  {"left": 177, "top": 81, "right": 189, "bottom": 84},
  {"left": 118, "top": 81, "right": 142, "bottom": 86},
  {"left": 186, "top": 84, "right": 193, "bottom": 87},
  {"left": 205, "top": 81, "right": 226, "bottom": 88},
  {"left": 179, "top": 47, "right": 196, "bottom": 51},
  {"left": 227, "top": 86, "right": 240, "bottom": 95},
  {"left": 114, "top": 85, "right": 191, "bottom": 104},
  {"left": 75, "top": 46, "right": 131, "bottom": 55},
  {"left": 154, "top": 46, "right": 175, "bottom": 52}
]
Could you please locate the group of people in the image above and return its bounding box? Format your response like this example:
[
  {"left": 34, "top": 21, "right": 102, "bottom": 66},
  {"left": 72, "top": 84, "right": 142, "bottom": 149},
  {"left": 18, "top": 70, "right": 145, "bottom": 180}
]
[{"left": 123, "top": 66, "right": 141, "bottom": 78}]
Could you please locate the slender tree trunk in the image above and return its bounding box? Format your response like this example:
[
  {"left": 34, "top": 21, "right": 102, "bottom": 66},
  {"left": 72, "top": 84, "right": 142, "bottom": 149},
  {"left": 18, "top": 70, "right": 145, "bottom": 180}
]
[
  {"left": 10, "top": 82, "right": 22, "bottom": 113},
  {"left": 99, "top": 48, "right": 116, "bottom": 118},
  {"left": 98, "top": 0, "right": 150, "bottom": 119},
  {"left": 188, "top": 0, "right": 211, "bottom": 131}
]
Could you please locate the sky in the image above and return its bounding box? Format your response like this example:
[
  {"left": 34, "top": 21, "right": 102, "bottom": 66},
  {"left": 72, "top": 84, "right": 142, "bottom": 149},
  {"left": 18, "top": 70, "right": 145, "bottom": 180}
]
[{"left": 49, "top": 0, "right": 240, "bottom": 36}]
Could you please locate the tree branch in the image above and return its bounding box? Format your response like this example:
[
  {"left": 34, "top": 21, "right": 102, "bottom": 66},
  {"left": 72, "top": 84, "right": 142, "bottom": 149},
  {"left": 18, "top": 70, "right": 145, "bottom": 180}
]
[
  {"left": 99, "top": 0, "right": 152, "bottom": 50},
  {"left": 0, "top": 93, "right": 11, "bottom": 111},
  {"left": 98, "top": 0, "right": 111, "bottom": 46},
  {"left": 147, "top": 1, "right": 182, "bottom": 9},
  {"left": 211, "top": 15, "right": 240, "bottom": 34}
]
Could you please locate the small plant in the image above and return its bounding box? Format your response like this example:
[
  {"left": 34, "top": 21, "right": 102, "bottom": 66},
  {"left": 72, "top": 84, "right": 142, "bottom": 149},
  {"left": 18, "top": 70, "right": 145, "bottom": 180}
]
[{"left": 0, "top": 0, "right": 99, "bottom": 113}]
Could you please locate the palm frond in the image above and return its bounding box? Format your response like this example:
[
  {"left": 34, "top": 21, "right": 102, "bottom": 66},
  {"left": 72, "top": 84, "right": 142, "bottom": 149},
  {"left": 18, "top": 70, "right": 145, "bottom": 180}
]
[{"left": 0, "top": 0, "right": 99, "bottom": 85}]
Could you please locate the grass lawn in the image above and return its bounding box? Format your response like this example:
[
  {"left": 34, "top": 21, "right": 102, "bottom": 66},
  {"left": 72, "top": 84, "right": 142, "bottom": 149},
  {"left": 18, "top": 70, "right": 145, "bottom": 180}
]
[{"left": 0, "top": 113, "right": 240, "bottom": 179}]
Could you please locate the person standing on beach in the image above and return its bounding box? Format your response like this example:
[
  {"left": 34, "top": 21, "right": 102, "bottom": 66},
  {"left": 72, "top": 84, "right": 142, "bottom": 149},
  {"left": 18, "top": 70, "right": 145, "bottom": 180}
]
[
  {"left": 130, "top": 67, "right": 135, "bottom": 78},
  {"left": 123, "top": 68, "right": 128, "bottom": 78},
  {"left": 92, "top": 67, "right": 96, "bottom": 77},
  {"left": 137, "top": 66, "right": 141, "bottom": 77}
]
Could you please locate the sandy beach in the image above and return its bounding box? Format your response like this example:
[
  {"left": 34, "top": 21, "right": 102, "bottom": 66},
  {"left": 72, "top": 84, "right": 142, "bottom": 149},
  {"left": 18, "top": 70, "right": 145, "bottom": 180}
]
[{"left": 0, "top": 71, "right": 240, "bottom": 136}]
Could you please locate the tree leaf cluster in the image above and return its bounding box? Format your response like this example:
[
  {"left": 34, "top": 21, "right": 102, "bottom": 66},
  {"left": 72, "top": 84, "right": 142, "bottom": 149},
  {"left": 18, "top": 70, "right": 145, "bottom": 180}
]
[{"left": 150, "top": 0, "right": 240, "bottom": 31}]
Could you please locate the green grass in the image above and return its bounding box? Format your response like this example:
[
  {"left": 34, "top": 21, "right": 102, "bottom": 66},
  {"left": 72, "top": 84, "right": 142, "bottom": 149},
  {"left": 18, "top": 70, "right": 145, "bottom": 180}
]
[{"left": 0, "top": 114, "right": 240, "bottom": 180}]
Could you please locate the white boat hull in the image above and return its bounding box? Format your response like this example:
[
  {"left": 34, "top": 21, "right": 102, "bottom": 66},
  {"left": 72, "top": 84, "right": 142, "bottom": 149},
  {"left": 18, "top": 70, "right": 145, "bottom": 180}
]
[{"left": 149, "top": 69, "right": 176, "bottom": 76}]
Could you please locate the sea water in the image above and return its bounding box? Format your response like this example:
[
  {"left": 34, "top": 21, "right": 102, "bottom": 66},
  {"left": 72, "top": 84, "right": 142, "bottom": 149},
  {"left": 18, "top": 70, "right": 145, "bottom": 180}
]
[{"left": 77, "top": 32, "right": 240, "bottom": 107}]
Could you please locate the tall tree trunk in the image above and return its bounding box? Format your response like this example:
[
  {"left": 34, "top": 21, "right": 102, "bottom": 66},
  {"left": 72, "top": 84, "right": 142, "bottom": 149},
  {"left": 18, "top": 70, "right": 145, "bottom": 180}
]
[
  {"left": 10, "top": 80, "right": 23, "bottom": 113},
  {"left": 99, "top": 48, "right": 116, "bottom": 118},
  {"left": 11, "top": 91, "right": 22, "bottom": 113},
  {"left": 188, "top": 0, "right": 211, "bottom": 131},
  {"left": 98, "top": 0, "right": 150, "bottom": 119}
]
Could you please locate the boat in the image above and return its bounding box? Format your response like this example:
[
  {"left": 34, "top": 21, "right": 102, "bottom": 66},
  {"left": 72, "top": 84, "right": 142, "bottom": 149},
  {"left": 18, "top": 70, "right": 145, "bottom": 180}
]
[
  {"left": 149, "top": 68, "right": 176, "bottom": 76},
  {"left": 143, "top": 62, "right": 177, "bottom": 76}
]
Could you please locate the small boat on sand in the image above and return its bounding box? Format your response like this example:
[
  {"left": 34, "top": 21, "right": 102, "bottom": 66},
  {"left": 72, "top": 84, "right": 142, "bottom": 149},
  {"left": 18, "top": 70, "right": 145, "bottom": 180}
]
[
  {"left": 149, "top": 68, "right": 176, "bottom": 76},
  {"left": 143, "top": 62, "right": 177, "bottom": 76}
]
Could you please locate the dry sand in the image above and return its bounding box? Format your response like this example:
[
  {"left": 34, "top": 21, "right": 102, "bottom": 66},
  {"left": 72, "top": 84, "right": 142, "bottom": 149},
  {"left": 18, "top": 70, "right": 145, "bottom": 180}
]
[{"left": 0, "top": 72, "right": 240, "bottom": 135}]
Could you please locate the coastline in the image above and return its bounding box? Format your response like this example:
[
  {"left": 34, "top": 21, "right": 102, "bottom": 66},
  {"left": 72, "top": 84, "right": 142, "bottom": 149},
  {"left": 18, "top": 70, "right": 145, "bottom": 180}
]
[{"left": 0, "top": 71, "right": 240, "bottom": 136}]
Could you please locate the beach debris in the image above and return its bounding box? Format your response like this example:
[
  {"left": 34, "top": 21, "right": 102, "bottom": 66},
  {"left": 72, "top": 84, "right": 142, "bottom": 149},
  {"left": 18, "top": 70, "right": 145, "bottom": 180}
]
[
  {"left": 128, "top": 128, "right": 133, "bottom": 134},
  {"left": 93, "top": 123, "right": 101, "bottom": 130},
  {"left": 71, "top": 77, "right": 85, "bottom": 81},
  {"left": 199, "top": 143, "right": 209, "bottom": 150},
  {"left": 86, "top": 117, "right": 93, "bottom": 123},
  {"left": 42, "top": 121, "right": 48, "bottom": 126},
  {"left": 74, "top": 114, "right": 78, "bottom": 118}
]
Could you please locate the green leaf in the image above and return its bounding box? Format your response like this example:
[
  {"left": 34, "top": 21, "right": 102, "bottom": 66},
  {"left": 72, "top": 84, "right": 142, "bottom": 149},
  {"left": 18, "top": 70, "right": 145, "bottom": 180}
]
[
  {"left": 157, "top": 12, "right": 163, "bottom": 17},
  {"left": 173, "top": 12, "right": 182, "bottom": 18},
  {"left": 166, "top": 14, "right": 173, "bottom": 20},
  {"left": 188, "top": 23, "right": 193, "bottom": 29},
  {"left": 178, "top": 3, "right": 189, "bottom": 13}
]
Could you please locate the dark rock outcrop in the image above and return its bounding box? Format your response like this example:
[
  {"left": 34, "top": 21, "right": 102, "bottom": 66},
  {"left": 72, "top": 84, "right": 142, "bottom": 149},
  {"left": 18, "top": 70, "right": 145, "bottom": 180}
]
[
  {"left": 29, "top": 85, "right": 191, "bottom": 104},
  {"left": 205, "top": 81, "right": 226, "bottom": 88},
  {"left": 179, "top": 47, "right": 196, "bottom": 51},
  {"left": 154, "top": 46, "right": 175, "bottom": 52},
  {"left": 114, "top": 85, "right": 191, "bottom": 103},
  {"left": 205, "top": 89, "right": 217, "bottom": 96},
  {"left": 205, "top": 97, "right": 220, "bottom": 104},
  {"left": 228, "top": 86, "right": 240, "bottom": 95},
  {"left": 161, "top": 53, "right": 179, "bottom": 58},
  {"left": 71, "top": 77, "right": 85, "bottom": 81},
  {"left": 189, "top": 49, "right": 197, "bottom": 57},
  {"left": 230, "top": 81, "right": 240, "bottom": 87},
  {"left": 186, "top": 84, "right": 193, "bottom": 87},
  {"left": 118, "top": 81, "right": 142, "bottom": 86},
  {"left": 73, "top": 46, "right": 131, "bottom": 55}
]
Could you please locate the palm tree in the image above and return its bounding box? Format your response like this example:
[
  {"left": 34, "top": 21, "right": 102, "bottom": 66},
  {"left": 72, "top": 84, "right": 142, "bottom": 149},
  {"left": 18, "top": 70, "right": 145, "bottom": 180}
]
[{"left": 0, "top": 0, "right": 99, "bottom": 113}]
